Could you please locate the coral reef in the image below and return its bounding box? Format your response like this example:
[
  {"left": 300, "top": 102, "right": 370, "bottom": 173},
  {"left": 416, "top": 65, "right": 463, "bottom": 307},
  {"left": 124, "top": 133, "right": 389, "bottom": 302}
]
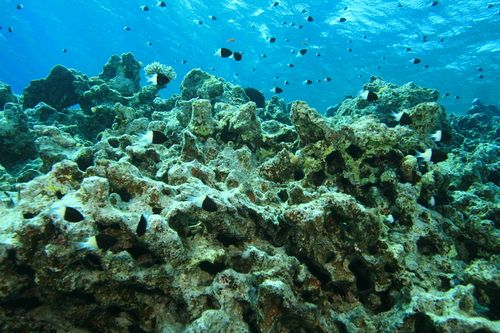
[
  {"left": 0, "top": 82, "right": 18, "bottom": 109},
  {"left": 0, "top": 54, "right": 498, "bottom": 333}
]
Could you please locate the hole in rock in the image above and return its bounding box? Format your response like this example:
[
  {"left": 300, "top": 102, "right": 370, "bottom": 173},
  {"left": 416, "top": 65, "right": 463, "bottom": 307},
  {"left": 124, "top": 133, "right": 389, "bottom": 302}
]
[
  {"left": 417, "top": 236, "right": 440, "bottom": 255},
  {"left": 277, "top": 189, "right": 288, "bottom": 202},
  {"left": 348, "top": 257, "right": 372, "bottom": 292},
  {"left": 334, "top": 320, "right": 348, "bottom": 333},
  {"left": 126, "top": 245, "right": 158, "bottom": 267},
  {"left": 0, "top": 296, "right": 42, "bottom": 310},
  {"left": 198, "top": 260, "right": 226, "bottom": 275},
  {"left": 309, "top": 170, "right": 326, "bottom": 186},
  {"left": 293, "top": 169, "right": 305, "bottom": 180},
  {"left": 152, "top": 207, "right": 162, "bottom": 214},
  {"left": 216, "top": 233, "right": 243, "bottom": 247},
  {"left": 108, "top": 138, "right": 120, "bottom": 148},
  {"left": 23, "top": 212, "right": 37, "bottom": 219},
  {"left": 243, "top": 307, "right": 260, "bottom": 333},
  {"left": 112, "top": 187, "right": 132, "bottom": 202},
  {"left": 83, "top": 253, "right": 104, "bottom": 271},
  {"left": 128, "top": 324, "right": 149, "bottom": 333},
  {"left": 325, "top": 150, "right": 345, "bottom": 174},
  {"left": 412, "top": 312, "right": 438, "bottom": 333},
  {"left": 377, "top": 290, "right": 395, "bottom": 312},
  {"left": 76, "top": 153, "right": 94, "bottom": 171},
  {"left": 346, "top": 144, "right": 363, "bottom": 159}
]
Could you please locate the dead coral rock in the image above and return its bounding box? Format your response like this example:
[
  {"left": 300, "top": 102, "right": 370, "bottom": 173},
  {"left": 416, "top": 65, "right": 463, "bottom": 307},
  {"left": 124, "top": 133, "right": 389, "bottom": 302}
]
[
  {"left": 333, "top": 76, "right": 440, "bottom": 121},
  {"left": 189, "top": 98, "right": 214, "bottom": 137},
  {"left": 407, "top": 101, "right": 449, "bottom": 136},
  {"left": 181, "top": 69, "right": 224, "bottom": 101},
  {"left": 99, "top": 52, "right": 141, "bottom": 96},
  {"left": 79, "top": 82, "right": 127, "bottom": 111},
  {"left": 259, "top": 148, "right": 294, "bottom": 183},
  {"left": 22, "top": 65, "right": 90, "bottom": 110},
  {"left": 181, "top": 69, "right": 248, "bottom": 105},
  {"left": 290, "top": 100, "right": 331, "bottom": 144},
  {"left": 0, "top": 82, "right": 18, "bottom": 109},
  {"left": 33, "top": 125, "right": 81, "bottom": 172},
  {"left": 0, "top": 103, "right": 37, "bottom": 170},
  {"left": 217, "top": 101, "right": 262, "bottom": 148}
]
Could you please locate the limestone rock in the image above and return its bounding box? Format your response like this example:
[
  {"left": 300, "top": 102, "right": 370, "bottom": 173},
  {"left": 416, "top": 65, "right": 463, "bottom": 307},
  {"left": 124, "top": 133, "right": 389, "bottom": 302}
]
[
  {"left": 99, "top": 52, "right": 141, "bottom": 96},
  {"left": 0, "top": 82, "right": 18, "bottom": 109},
  {"left": 22, "top": 65, "right": 89, "bottom": 110}
]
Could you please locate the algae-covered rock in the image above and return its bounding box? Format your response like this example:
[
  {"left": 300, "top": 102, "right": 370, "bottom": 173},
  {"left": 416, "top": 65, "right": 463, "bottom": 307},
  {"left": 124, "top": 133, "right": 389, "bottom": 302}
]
[
  {"left": 22, "top": 64, "right": 89, "bottom": 110},
  {"left": 0, "top": 53, "right": 498, "bottom": 333},
  {"left": 290, "top": 100, "right": 330, "bottom": 144},
  {"left": 0, "top": 103, "right": 37, "bottom": 170},
  {"left": 0, "top": 82, "right": 18, "bottom": 109},
  {"left": 99, "top": 52, "right": 141, "bottom": 96},
  {"left": 181, "top": 69, "right": 224, "bottom": 101},
  {"left": 189, "top": 98, "right": 214, "bottom": 137}
]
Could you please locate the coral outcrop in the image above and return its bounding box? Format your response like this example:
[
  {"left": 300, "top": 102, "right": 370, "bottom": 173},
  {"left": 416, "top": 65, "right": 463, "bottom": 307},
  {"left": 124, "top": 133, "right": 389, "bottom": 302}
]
[{"left": 0, "top": 54, "right": 498, "bottom": 333}]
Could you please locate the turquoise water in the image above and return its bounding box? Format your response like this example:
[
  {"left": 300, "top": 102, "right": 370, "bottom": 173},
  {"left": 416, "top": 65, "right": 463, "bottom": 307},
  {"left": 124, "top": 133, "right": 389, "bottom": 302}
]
[{"left": 1, "top": 0, "right": 498, "bottom": 113}]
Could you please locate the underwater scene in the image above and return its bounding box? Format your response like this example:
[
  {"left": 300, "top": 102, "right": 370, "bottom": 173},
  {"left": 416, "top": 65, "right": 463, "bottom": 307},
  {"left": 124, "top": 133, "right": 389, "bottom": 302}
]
[{"left": 0, "top": 0, "right": 499, "bottom": 332}]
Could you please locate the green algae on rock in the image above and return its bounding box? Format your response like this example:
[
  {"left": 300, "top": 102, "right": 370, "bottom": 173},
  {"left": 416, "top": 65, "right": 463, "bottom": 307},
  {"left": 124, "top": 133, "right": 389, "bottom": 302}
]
[{"left": 0, "top": 53, "right": 499, "bottom": 333}]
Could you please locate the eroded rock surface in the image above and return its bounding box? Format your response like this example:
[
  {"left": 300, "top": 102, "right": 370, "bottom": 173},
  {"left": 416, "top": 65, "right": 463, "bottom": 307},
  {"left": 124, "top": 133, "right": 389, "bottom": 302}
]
[{"left": 0, "top": 55, "right": 498, "bottom": 333}]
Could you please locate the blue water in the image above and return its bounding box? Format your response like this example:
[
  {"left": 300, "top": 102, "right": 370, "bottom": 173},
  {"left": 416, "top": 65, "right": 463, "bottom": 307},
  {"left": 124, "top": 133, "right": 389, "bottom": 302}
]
[{"left": 0, "top": 0, "right": 499, "bottom": 113}]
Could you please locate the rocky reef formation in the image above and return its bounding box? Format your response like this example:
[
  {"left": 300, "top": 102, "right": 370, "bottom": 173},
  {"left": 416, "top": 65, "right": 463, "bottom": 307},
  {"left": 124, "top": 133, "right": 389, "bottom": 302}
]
[{"left": 0, "top": 54, "right": 498, "bottom": 333}]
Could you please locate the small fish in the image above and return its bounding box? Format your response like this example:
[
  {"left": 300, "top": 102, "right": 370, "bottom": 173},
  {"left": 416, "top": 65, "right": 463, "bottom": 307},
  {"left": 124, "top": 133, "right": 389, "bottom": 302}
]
[
  {"left": 147, "top": 73, "right": 171, "bottom": 86},
  {"left": 284, "top": 80, "right": 290, "bottom": 85},
  {"left": 315, "top": 52, "right": 321, "bottom": 57},
  {"left": 416, "top": 148, "right": 433, "bottom": 162},
  {"left": 270, "top": 87, "right": 283, "bottom": 94},
  {"left": 272, "top": 2, "right": 279, "bottom": 7},
  {"left": 324, "top": 77, "right": 332, "bottom": 82},
  {"left": 123, "top": 26, "right": 131, "bottom": 31},
  {"left": 75, "top": 234, "right": 117, "bottom": 251},
  {"left": 412, "top": 58, "right": 421, "bottom": 64},
  {"left": 428, "top": 196, "right": 436, "bottom": 206},
  {"left": 287, "top": 63, "right": 295, "bottom": 68},
  {"left": 142, "top": 130, "right": 168, "bottom": 144},
  {"left": 136, "top": 214, "right": 148, "bottom": 236},
  {"left": 140, "top": 5, "right": 149, "bottom": 11},
  {"left": 157, "top": 1, "right": 166, "bottom": 7},
  {"left": 269, "top": 37, "right": 277, "bottom": 43},
  {"left": 209, "top": 15, "right": 217, "bottom": 20},
  {"left": 227, "top": 38, "right": 236, "bottom": 42},
  {"left": 361, "top": 90, "right": 378, "bottom": 102},
  {"left": 339, "top": 17, "right": 347, "bottom": 22},
  {"left": 303, "top": 79, "right": 313, "bottom": 85},
  {"left": 298, "top": 48, "right": 308, "bottom": 56},
  {"left": 16, "top": 4, "right": 23, "bottom": 10},
  {"left": 8, "top": 26, "right": 13, "bottom": 33},
  {"left": 391, "top": 111, "right": 405, "bottom": 122},
  {"left": 431, "top": 1, "right": 439, "bottom": 6},
  {"left": 232, "top": 52, "right": 243, "bottom": 61},
  {"left": 430, "top": 130, "right": 442, "bottom": 142},
  {"left": 306, "top": 16, "right": 314, "bottom": 22},
  {"left": 215, "top": 47, "right": 233, "bottom": 58},
  {"left": 53, "top": 205, "right": 85, "bottom": 222},
  {"left": 187, "top": 195, "right": 218, "bottom": 212},
  {"left": 62, "top": 48, "right": 68, "bottom": 53}
]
